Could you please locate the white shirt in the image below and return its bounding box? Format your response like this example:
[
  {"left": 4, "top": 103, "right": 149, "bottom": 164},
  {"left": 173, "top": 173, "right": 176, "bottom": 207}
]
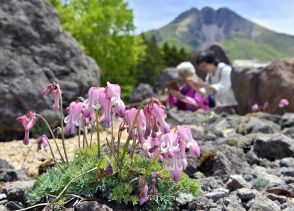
[{"left": 201, "top": 63, "right": 238, "bottom": 107}]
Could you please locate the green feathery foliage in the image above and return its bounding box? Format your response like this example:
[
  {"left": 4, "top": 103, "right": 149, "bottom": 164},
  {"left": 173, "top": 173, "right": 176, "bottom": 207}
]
[{"left": 26, "top": 145, "right": 201, "bottom": 210}]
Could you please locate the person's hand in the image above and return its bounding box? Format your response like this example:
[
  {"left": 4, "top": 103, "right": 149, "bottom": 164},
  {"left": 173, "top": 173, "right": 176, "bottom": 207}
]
[
  {"left": 187, "top": 78, "right": 205, "bottom": 89},
  {"left": 183, "top": 96, "right": 198, "bottom": 106},
  {"left": 168, "top": 89, "right": 182, "bottom": 98}
]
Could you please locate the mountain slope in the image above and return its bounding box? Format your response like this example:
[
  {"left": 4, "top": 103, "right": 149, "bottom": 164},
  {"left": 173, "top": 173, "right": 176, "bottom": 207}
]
[{"left": 146, "top": 7, "right": 294, "bottom": 60}]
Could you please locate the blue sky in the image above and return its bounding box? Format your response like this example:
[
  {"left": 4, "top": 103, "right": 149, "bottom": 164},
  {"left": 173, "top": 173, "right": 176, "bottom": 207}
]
[{"left": 128, "top": 0, "right": 294, "bottom": 35}]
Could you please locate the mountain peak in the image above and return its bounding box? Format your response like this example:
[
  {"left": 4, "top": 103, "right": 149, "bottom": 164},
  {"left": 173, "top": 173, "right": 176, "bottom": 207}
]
[
  {"left": 146, "top": 7, "right": 294, "bottom": 61},
  {"left": 172, "top": 7, "right": 199, "bottom": 23}
]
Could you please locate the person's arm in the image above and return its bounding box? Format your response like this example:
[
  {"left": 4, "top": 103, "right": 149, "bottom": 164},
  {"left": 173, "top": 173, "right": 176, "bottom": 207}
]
[
  {"left": 202, "top": 66, "right": 232, "bottom": 94},
  {"left": 186, "top": 76, "right": 210, "bottom": 97},
  {"left": 209, "top": 66, "right": 232, "bottom": 92},
  {"left": 168, "top": 89, "right": 198, "bottom": 106}
]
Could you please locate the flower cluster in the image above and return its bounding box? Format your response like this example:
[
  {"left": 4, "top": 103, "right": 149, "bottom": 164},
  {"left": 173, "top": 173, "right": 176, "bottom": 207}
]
[
  {"left": 17, "top": 81, "right": 201, "bottom": 206},
  {"left": 252, "top": 99, "right": 289, "bottom": 113},
  {"left": 251, "top": 102, "right": 269, "bottom": 112},
  {"left": 124, "top": 99, "right": 201, "bottom": 182},
  {"left": 64, "top": 82, "right": 125, "bottom": 135}
]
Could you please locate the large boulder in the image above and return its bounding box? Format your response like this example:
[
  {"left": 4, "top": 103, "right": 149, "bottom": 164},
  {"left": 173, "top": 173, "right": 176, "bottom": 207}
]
[
  {"left": 237, "top": 117, "right": 280, "bottom": 135},
  {"left": 232, "top": 59, "right": 294, "bottom": 114},
  {"left": 253, "top": 133, "right": 294, "bottom": 161},
  {"left": 130, "top": 83, "right": 154, "bottom": 103},
  {"left": 0, "top": 0, "right": 100, "bottom": 141},
  {"left": 198, "top": 145, "right": 250, "bottom": 177},
  {"left": 154, "top": 67, "right": 179, "bottom": 92}
]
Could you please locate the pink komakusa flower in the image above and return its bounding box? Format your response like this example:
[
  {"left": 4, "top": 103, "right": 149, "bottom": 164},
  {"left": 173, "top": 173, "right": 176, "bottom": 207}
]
[
  {"left": 64, "top": 102, "right": 83, "bottom": 135},
  {"left": 143, "top": 136, "right": 161, "bottom": 159},
  {"left": 125, "top": 108, "right": 138, "bottom": 139},
  {"left": 125, "top": 108, "right": 146, "bottom": 141},
  {"left": 168, "top": 153, "right": 185, "bottom": 182},
  {"left": 150, "top": 102, "right": 170, "bottom": 134},
  {"left": 41, "top": 81, "right": 62, "bottom": 111},
  {"left": 143, "top": 99, "right": 170, "bottom": 138},
  {"left": 83, "top": 87, "right": 105, "bottom": 117},
  {"left": 251, "top": 103, "right": 259, "bottom": 112},
  {"left": 106, "top": 82, "right": 126, "bottom": 116},
  {"left": 160, "top": 131, "right": 191, "bottom": 182},
  {"left": 177, "top": 126, "right": 201, "bottom": 157},
  {"left": 36, "top": 135, "right": 49, "bottom": 152},
  {"left": 160, "top": 132, "right": 179, "bottom": 158},
  {"left": 138, "top": 179, "right": 148, "bottom": 205},
  {"left": 98, "top": 91, "right": 112, "bottom": 128},
  {"left": 166, "top": 137, "right": 189, "bottom": 182},
  {"left": 279, "top": 98, "right": 289, "bottom": 108},
  {"left": 17, "top": 111, "right": 37, "bottom": 145}
]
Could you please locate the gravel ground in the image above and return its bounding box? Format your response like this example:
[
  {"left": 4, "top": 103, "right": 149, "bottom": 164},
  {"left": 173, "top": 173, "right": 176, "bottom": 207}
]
[{"left": 0, "top": 118, "right": 128, "bottom": 177}]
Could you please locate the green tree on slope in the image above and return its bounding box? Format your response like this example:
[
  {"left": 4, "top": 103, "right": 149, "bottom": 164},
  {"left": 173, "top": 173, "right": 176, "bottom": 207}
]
[{"left": 49, "top": 0, "right": 141, "bottom": 86}]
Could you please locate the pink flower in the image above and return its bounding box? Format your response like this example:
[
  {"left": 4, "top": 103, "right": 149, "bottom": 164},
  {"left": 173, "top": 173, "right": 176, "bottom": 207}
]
[
  {"left": 98, "top": 84, "right": 126, "bottom": 128},
  {"left": 64, "top": 102, "right": 83, "bottom": 135},
  {"left": 143, "top": 136, "right": 161, "bottom": 159},
  {"left": 113, "top": 98, "right": 126, "bottom": 117},
  {"left": 177, "top": 126, "right": 201, "bottom": 157},
  {"left": 17, "top": 111, "right": 37, "bottom": 145},
  {"left": 83, "top": 87, "right": 104, "bottom": 117},
  {"left": 251, "top": 103, "right": 259, "bottom": 112},
  {"left": 150, "top": 103, "right": 170, "bottom": 134},
  {"left": 125, "top": 108, "right": 138, "bottom": 139},
  {"left": 279, "top": 98, "right": 289, "bottom": 108},
  {"left": 42, "top": 81, "right": 62, "bottom": 111},
  {"left": 138, "top": 180, "right": 148, "bottom": 205},
  {"left": 106, "top": 82, "right": 125, "bottom": 116},
  {"left": 98, "top": 91, "right": 112, "bottom": 128},
  {"left": 106, "top": 82, "right": 121, "bottom": 105},
  {"left": 143, "top": 99, "right": 170, "bottom": 137},
  {"left": 160, "top": 132, "right": 179, "bottom": 158},
  {"left": 159, "top": 130, "right": 195, "bottom": 182},
  {"left": 125, "top": 108, "right": 146, "bottom": 141},
  {"left": 168, "top": 153, "right": 185, "bottom": 182},
  {"left": 167, "top": 137, "right": 188, "bottom": 182},
  {"left": 36, "top": 135, "right": 49, "bottom": 152}
]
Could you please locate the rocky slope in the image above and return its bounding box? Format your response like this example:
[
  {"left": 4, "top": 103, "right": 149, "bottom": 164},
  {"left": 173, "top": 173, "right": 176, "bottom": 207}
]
[
  {"left": 146, "top": 7, "right": 294, "bottom": 60},
  {"left": 0, "top": 0, "right": 100, "bottom": 141},
  {"left": 167, "top": 109, "right": 294, "bottom": 210},
  {"left": 0, "top": 111, "right": 294, "bottom": 210}
]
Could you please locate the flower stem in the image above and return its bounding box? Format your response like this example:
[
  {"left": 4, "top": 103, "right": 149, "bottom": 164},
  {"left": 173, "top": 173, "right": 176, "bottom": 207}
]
[
  {"left": 78, "top": 127, "right": 81, "bottom": 149},
  {"left": 95, "top": 110, "right": 101, "bottom": 157},
  {"left": 49, "top": 167, "right": 97, "bottom": 206},
  {"left": 21, "top": 144, "right": 34, "bottom": 169},
  {"left": 111, "top": 113, "right": 114, "bottom": 157},
  {"left": 116, "top": 122, "right": 124, "bottom": 162},
  {"left": 36, "top": 114, "right": 65, "bottom": 163},
  {"left": 120, "top": 100, "right": 147, "bottom": 167},
  {"left": 83, "top": 128, "right": 89, "bottom": 147},
  {"left": 60, "top": 97, "right": 69, "bottom": 164},
  {"left": 90, "top": 127, "right": 93, "bottom": 147}
]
